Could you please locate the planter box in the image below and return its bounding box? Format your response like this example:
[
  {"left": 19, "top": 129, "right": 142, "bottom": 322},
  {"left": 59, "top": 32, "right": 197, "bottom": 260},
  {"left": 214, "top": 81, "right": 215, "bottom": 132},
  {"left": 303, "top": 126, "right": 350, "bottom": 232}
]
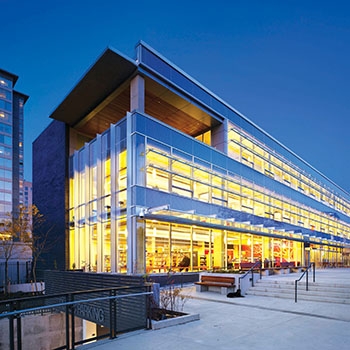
[
  {"left": 8, "top": 282, "right": 45, "bottom": 293},
  {"left": 151, "top": 308, "right": 200, "bottom": 330}
]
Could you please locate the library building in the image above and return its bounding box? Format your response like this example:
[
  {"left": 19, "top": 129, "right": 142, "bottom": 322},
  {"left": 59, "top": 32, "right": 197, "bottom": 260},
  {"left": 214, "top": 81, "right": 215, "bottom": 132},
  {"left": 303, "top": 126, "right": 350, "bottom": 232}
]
[{"left": 33, "top": 41, "right": 350, "bottom": 274}]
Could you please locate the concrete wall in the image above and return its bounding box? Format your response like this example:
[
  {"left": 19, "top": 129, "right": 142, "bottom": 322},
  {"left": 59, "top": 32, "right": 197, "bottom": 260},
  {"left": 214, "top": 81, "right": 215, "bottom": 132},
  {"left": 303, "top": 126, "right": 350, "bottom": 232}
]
[{"left": 0, "top": 313, "right": 83, "bottom": 350}]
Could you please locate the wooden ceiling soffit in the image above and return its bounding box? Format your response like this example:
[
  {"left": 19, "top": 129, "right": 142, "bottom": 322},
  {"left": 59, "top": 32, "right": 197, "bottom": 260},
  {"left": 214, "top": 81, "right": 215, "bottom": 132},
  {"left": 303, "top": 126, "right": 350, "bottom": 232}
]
[{"left": 73, "top": 79, "right": 131, "bottom": 129}]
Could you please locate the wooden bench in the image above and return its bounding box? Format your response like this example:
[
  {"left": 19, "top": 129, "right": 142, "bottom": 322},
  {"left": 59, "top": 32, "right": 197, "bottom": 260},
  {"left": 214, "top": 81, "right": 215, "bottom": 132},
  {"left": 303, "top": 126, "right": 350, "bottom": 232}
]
[{"left": 195, "top": 275, "right": 236, "bottom": 295}]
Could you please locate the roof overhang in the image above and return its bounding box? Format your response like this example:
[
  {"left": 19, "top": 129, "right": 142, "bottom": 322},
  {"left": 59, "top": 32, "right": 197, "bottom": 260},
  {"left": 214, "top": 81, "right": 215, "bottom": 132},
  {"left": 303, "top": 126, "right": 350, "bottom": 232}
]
[
  {"left": 14, "top": 90, "right": 29, "bottom": 104},
  {"left": 49, "top": 47, "right": 138, "bottom": 126},
  {"left": 0, "top": 68, "right": 19, "bottom": 86}
]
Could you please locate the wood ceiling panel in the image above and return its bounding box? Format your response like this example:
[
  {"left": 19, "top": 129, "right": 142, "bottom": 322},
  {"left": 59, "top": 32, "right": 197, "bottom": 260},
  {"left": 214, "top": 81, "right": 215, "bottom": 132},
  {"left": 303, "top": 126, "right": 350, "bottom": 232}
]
[{"left": 75, "top": 79, "right": 220, "bottom": 138}]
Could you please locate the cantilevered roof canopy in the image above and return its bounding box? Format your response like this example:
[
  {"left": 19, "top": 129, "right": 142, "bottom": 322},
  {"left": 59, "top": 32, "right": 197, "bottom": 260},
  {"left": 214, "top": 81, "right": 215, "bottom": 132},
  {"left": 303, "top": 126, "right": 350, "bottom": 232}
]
[
  {"left": 49, "top": 45, "right": 219, "bottom": 139},
  {"left": 50, "top": 47, "right": 137, "bottom": 126}
]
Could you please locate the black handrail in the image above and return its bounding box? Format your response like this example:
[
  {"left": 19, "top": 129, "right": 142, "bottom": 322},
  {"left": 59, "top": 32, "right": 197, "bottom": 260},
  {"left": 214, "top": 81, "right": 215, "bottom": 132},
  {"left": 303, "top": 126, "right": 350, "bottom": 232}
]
[
  {"left": 295, "top": 262, "right": 315, "bottom": 302},
  {"left": 238, "top": 260, "right": 262, "bottom": 291},
  {"left": 0, "top": 285, "right": 153, "bottom": 350}
]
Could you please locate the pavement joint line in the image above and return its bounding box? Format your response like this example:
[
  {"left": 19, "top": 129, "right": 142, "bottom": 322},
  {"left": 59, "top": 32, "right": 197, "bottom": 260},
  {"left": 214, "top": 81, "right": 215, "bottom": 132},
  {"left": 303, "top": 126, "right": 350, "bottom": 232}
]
[{"left": 190, "top": 295, "right": 350, "bottom": 323}]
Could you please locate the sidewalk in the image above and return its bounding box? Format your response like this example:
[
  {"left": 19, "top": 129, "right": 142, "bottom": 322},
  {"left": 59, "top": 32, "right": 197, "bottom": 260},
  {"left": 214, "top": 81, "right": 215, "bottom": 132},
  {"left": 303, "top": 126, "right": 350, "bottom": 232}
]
[{"left": 83, "top": 268, "right": 350, "bottom": 350}]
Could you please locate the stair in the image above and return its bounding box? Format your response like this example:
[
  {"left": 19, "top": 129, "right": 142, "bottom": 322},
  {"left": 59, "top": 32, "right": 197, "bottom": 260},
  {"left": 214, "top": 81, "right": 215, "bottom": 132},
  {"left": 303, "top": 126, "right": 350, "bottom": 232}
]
[{"left": 246, "top": 277, "right": 350, "bottom": 304}]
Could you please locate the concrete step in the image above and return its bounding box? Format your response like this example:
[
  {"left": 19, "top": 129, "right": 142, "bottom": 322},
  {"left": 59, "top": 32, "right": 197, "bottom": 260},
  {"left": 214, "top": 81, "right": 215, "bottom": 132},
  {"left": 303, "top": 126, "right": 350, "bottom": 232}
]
[
  {"left": 246, "top": 289, "right": 350, "bottom": 304},
  {"left": 251, "top": 284, "right": 349, "bottom": 296},
  {"left": 256, "top": 279, "right": 350, "bottom": 289},
  {"left": 246, "top": 278, "right": 350, "bottom": 304},
  {"left": 249, "top": 286, "right": 350, "bottom": 300},
  {"left": 254, "top": 281, "right": 350, "bottom": 294}
]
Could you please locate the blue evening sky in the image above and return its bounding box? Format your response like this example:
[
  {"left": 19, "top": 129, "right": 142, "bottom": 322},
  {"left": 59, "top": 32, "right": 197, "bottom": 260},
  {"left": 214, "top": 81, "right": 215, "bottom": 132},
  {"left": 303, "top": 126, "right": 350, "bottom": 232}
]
[{"left": 2, "top": 0, "right": 350, "bottom": 192}]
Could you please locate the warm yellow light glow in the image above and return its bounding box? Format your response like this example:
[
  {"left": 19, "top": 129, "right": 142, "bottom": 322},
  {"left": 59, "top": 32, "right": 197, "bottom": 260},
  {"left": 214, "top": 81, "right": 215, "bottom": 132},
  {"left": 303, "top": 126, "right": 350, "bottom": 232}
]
[{"left": 227, "top": 121, "right": 350, "bottom": 219}]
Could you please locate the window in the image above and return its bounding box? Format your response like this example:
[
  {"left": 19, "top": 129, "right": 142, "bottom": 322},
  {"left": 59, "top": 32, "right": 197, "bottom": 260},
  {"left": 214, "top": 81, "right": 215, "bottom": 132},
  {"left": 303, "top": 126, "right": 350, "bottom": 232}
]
[
  {"left": 193, "top": 181, "right": 209, "bottom": 202},
  {"left": 172, "top": 174, "right": 192, "bottom": 197},
  {"left": 118, "top": 151, "right": 127, "bottom": 190},
  {"left": 0, "top": 77, "right": 12, "bottom": 88},
  {"left": 0, "top": 111, "right": 11, "bottom": 122},
  {"left": 0, "top": 135, "right": 11, "bottom": 145},
  {"left": 146, "top": 167, "right": 169, "bottom": 191},
  {"left": 0, "top": 88, "right": 11, "bottom": 101},
  {"left": 0, "top": 100, "right": 12, "bottom": 112},
  {"left": 241, "top": 149, "right": 253, "bottom": 167},
  {"left": 228, "top": 140, "right": 240, "bottom": 160}
]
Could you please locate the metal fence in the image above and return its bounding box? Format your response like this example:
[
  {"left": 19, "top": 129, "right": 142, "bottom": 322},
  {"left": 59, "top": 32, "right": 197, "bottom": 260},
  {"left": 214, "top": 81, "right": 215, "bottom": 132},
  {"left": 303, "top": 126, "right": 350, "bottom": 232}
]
[
  {"left": 0, "top": 284, "right": 152, "bottom": 350},
  {"left": 0, "top": 261, "right": 32, "bottom": 288}
]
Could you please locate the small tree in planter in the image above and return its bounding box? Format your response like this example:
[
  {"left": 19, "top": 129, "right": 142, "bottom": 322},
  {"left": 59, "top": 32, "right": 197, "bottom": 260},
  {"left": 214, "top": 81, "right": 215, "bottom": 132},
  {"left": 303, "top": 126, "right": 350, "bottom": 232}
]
[{"left": 151, "top": 274, "right": 190, "bottom": 320}]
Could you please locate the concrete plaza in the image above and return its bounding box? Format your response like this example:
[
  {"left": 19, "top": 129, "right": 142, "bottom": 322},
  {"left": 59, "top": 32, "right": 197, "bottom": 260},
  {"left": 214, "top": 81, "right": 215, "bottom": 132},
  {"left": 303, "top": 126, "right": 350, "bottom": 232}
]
[{"left": 83, "top": 269, "right": 350, "bottom": 350}]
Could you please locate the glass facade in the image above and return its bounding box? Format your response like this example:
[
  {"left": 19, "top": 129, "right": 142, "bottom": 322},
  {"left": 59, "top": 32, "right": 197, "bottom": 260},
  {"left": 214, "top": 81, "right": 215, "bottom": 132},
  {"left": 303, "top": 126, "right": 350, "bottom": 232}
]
[
  {"left": 138, "top": 42, "right": 349, "bottom": 198},
  {"left": 63, "top": 43, "right": 350, "bottom": 274},
  {"left": 69, "top": 112, "right": 349, "bottom": 273},
  {"left": 0, "top": 72, "right": 13, "bottom": 219},
  {"left": 0, "top": 69, "right": 26, "bottom": 221},
  {"left": 69, "top": 121, "right": 128, "bottom": 272}
]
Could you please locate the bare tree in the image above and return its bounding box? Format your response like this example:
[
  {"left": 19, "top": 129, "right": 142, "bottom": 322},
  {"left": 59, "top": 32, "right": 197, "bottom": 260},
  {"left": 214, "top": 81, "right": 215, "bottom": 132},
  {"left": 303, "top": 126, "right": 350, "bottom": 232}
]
[
  {"left": 1, "top": 205, "right": 55, "bottom": 293},
  {"left": 27, "top": 205, "right": 55, "bottom": 286},
  {"left": 1, "top": 207, "right": 31, "bottom": 294},
  {"left": 0, "top": 219, "right": 18, "bottom": 294}
]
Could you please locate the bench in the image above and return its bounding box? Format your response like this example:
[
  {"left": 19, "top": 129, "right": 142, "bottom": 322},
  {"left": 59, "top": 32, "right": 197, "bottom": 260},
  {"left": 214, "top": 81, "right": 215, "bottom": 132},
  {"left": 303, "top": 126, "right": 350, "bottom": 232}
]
[
  {"left": 280, "top": 261, "right": 295, "bottom": 268},
  {"left": 261, "top": 262, "right": 301, "bottom": 275},
  {"left": 195, "top": 275, "right": 236, "bottom": 295},
  {"left": 233, "top": 262, "right": 262, "bottom": 271},
  {"left": 239, "top": 262, "right": 256, "bottom": 270}
]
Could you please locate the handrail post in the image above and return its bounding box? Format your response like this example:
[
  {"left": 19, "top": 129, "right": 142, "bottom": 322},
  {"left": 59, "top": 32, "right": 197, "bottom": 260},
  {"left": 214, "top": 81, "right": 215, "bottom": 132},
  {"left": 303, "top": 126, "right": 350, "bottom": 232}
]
[
  {"left": 295, "top": 262, "right": 316, "bottom": 303},
  {"left": 9, "top": 302, "right": 14, "bottom": 350},
  {"left": 65, "top": 294, "right": 70, "bottom": 350},
  {"left": 239, "top": 260, "right": 261, "bottom": 292},
  {"left": 71, "top": 294, "right": 75, "bottom": 350},
  {"left": 109, "top": 289, "right": 117, "bottom": 339},
  {"left": 16, "top": 308, "right": 22, "bottom": 350},
  {"left": 109, "top": 290, "right": 113, "bottom": 338},
  {"left": 146, "top": 284, "right": 152, "bottom": 330}
]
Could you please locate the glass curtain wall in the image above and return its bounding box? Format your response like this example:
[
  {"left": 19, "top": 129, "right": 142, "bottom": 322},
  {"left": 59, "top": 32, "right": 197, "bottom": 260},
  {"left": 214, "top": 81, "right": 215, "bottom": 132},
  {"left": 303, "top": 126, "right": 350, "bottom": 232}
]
[
  {"left": 228, "top": 122, "right": 350, "bottom": 219},
  {"left": 143, "top": 137, "right": 346, "bottom": 269},
  {"left": 143, "top": 220, "right": 307, "bottom": 272},
  {"left": 145, "top": 144, "right": 350, "bottom": 246},
  {"left": 69, "top": 113, "right": 347, "bottom": 274},
  {"left": 0, "top": 74, "right": 13, "bottom": 219},
  {"left": 69, "top": 121, "right": 128, "bottom": 272},
  {"left": 145, "top": 221, "right": 218, "bottom": 273}
]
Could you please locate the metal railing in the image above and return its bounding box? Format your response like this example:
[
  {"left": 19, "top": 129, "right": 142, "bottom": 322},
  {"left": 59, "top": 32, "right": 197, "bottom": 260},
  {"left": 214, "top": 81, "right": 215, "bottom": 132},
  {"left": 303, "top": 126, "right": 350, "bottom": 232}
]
[
  {"left": 238, "top": 260, "right": 262, "bottom": 290},
  {"left": 0, "top": 285, "right": 152, "bottom": 350},
  {"left": 295, "top": 262, "right": 315, "bottom": 302},
  {"left": 0, "top": 261, "right": 32, "bottom": 289}
]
